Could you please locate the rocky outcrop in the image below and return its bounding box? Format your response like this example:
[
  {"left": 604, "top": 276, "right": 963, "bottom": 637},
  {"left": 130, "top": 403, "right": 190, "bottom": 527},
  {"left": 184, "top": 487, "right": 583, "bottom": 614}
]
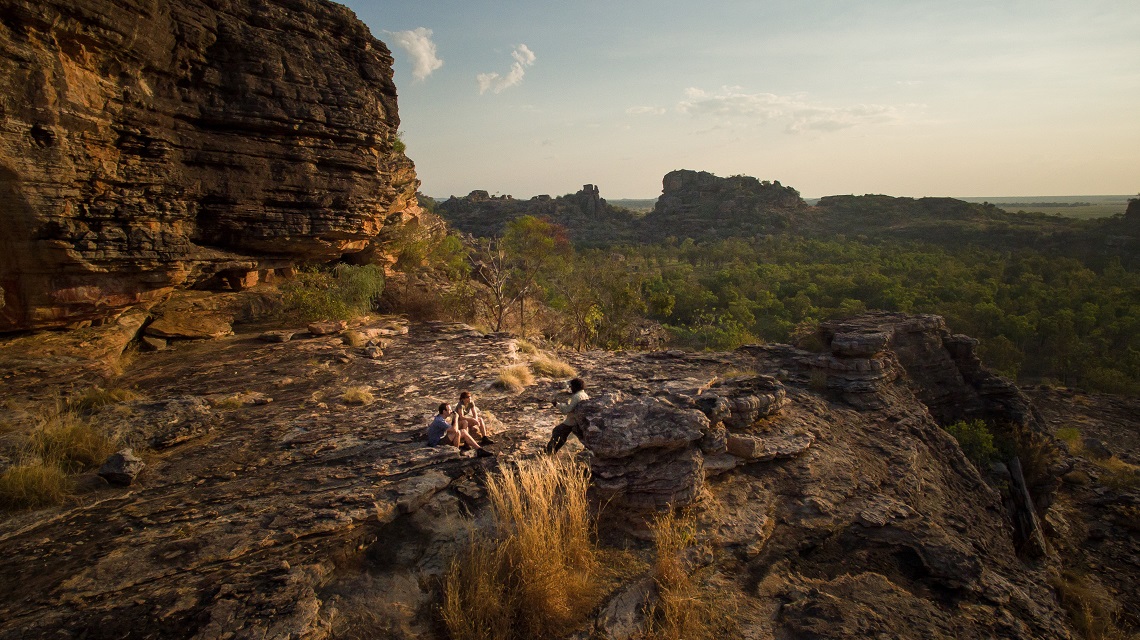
[
  {"left": 0, "top": 0, "right": 420, "bottom": 332},
  {"left": 0, "top": 313, "right": 1123, "bottom": 640},
  {"left": 640, "top": 169, "right": 806, "bottom": 239}
]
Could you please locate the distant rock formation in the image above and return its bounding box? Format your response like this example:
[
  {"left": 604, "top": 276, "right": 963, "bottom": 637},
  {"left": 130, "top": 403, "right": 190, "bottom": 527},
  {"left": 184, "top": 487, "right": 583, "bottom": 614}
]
[
  {"left": 0, "top": 0, "right": 421, "bottom": 331},
  {"left": 641, "top": 169, "right": 807, "bottom": 239},
  {"left": 436, "top": 183, "right": 637, "bottom": 242}
]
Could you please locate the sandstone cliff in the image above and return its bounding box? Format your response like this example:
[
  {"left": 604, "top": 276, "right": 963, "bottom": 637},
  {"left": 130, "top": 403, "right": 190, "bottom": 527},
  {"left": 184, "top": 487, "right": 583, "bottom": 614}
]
[{"left": 0, "top": 0, "right": 419, "bottom": 332}]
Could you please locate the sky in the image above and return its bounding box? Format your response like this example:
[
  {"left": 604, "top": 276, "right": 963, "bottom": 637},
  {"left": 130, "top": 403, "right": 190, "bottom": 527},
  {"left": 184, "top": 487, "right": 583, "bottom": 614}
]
[{"left": 339, "top": 0, "right": 1140, "bottom": 199}]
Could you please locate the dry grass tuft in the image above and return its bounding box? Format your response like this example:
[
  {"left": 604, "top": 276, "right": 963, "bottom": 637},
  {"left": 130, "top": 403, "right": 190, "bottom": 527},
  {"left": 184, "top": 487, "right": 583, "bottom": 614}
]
[
  {"left": 442, "top": 457, "right": 601, "bottom": 640},
  {"left": 341, "top": 330, "right": 368, "bottom": 349},
  {"left": 643, "top": 509, "right": 736, "bottom": 640},
  {"left": 0, "top": 403, "right": 117, "bottom": 510},
  {"left": 1056, "top": 427, "right": 1082, "bottom": 451},
  {"left": 214, "top": 395, "right": 246, "bottom": 410},
  {"left": 494, "top": 364, "right": 535, "bottom": 394},
  {"left": 341, "top": 386, "right": 376, "bottom": 405},
  {"left": 67, "top": 386, "right": 140, "bottom": 416},
  {"left": 1049, "top": 569, "right": 1136, "bottom": 640},
  {"left": 0, "top": 460, "right": 72, "bottom": 510},
  {"left": 529, "top": 353, "right": 577, "bottom": 379},
  {"left": 1094, "top": 456, "right": 1140, "bottom": 491},
  {"left": 515, "top": 339, "right": 539, "bottom": 356},
  {"left": 30, "top": 408, "right": 116, "bottom": 473}
]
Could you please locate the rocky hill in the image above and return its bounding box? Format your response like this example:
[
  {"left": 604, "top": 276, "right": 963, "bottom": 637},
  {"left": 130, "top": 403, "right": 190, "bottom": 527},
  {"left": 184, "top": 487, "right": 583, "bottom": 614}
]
[
  {"left": 0, "top": 303, "right": 1136, "bottom": 639},
  {"left": 434, "top": 185, "right": 641, "bottom": 245},
  {"left": 0, "top": 0, "right": 423, "bottom": 332}
]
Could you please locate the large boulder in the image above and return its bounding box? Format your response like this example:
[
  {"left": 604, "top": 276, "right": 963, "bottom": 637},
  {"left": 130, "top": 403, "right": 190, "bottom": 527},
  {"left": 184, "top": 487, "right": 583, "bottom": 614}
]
[{"left": 578, "top": 393, "right": 709, "bottom": 511}]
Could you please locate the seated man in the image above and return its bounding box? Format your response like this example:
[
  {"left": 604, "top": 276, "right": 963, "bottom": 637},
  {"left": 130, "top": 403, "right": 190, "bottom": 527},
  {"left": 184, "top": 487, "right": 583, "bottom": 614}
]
[
  {"left": 428, "top": 403, "right": 494, "bottom": 458},
  {"left": 545, "top": 378, "right": 589, "bottom": 455}
]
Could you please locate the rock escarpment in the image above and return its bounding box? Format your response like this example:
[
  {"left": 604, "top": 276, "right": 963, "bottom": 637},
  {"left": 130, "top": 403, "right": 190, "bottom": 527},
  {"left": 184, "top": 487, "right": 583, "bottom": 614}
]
[{"left": 0, "top": 0, "right": 419, "bottom": 331}]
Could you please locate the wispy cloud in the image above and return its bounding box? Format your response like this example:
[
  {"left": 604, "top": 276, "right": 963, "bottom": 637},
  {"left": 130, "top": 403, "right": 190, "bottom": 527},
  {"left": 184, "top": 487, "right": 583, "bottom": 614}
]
[
  {"left": 386, "top": 28, "right": 443, "bottom": 81},
  {"left": 477, "top": 44, "right": 536, "bottom": 94},
  {"left": 678, "top": 86, "right": 903, "bottom": 133},
  {"left": 626, "top": 106, "right": 667, "bottom": 115}
]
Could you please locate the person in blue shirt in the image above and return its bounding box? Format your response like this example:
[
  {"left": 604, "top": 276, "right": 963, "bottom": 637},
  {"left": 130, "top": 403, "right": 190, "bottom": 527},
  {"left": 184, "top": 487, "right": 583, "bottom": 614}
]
[{"left": 428, "top": 403, "right": 493, "bottom": 458}]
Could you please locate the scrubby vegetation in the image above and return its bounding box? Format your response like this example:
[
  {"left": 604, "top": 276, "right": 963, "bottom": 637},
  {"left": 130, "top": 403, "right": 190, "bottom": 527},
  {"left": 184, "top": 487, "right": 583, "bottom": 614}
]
[
  {"left": 944, "top": 419, "right": 999, "bottom": 468},
  {"left": 281, "top": 264, "right": 385, "bottom": 322},
  {"left": 442, "top": 457, "right": 600, "bottom": 640},
  {"left": 1050, "top": 569, "right": 1137, "bottom": 640},
  {"left": 426, "top": 187, "right": 1139, "bottom": 396}
]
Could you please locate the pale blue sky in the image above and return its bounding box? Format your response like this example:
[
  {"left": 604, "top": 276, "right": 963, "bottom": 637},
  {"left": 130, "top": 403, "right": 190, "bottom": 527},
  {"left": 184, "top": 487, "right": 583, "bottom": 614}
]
[{"left": 340, "top": 0, "right": 1140, "bottom": 199}]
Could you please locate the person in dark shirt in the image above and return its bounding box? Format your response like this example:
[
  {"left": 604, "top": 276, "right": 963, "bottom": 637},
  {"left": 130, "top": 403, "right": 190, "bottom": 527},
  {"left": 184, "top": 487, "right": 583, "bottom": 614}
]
[{"left": 428, "top": 403, "right": 493, "bottom": 458}]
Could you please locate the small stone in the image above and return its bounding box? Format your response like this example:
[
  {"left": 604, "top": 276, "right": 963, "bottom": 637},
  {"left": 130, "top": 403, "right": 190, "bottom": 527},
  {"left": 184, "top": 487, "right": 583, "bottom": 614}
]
[
  {"left": 98, "top": 449, "right": 145, "bottom": 486},
  {"left": 259, "top": 330, "right": 295, "bottom": 343},
  {"left": 140, "top": 336, "right": 168, "bottom": 351},
  {"left": 363, "top": 345, "right": 383, "bottom": 359}
]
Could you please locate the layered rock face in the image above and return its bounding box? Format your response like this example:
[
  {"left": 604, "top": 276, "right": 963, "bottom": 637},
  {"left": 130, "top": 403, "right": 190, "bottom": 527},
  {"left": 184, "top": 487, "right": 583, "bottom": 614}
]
[{"left": 0, "top": 0, "right": 418, "bottom": 331}]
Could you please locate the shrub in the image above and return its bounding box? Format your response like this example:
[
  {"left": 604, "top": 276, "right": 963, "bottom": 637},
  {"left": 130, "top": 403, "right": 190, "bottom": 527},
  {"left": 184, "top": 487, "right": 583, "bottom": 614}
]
[
  {"left": 442, "top": 457, "right": 600, "bottom": 640},
  {"left": 529, "top": 353, "right": 577, "bottom": 378},
  {"left": 944, "top": 419, "right": 999, "bottom": 468},
  {"left": 0, "top": 460, "right": 71, "bottom": 510},
  {"left": 1056, "top": 427, "right": 1082, "bottom": 452},
  {"left": 281, "top": 264, "right": 384, "bottom": 322},
  {"left": 494, "top": 365, "right": 535, "bottom": 393},
  {"left": 341, "top": 386, "right": 375, "bottom": 405}
]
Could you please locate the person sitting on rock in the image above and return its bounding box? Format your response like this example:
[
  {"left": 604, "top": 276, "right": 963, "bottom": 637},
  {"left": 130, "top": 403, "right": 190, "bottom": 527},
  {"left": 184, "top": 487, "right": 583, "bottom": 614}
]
[
  {"left": 456, "top": 391, "right": 494, "bottom": 446},
  {"left": 545, "top": 378, "right": 589, "bottom": 455},
  {"left": 428, "top": 403, "right": 494, "bottom": 458}
]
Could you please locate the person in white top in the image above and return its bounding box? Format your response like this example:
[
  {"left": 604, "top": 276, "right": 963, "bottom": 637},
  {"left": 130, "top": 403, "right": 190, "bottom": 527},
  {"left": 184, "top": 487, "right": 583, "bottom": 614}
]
[{"left": 546, "top": 378, "right": 589, "bottom": 454}]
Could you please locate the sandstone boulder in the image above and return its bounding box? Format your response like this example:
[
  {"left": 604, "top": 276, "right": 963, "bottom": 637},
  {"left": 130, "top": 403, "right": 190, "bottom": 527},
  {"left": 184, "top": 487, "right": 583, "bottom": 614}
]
[
  {"left": 308, "top": 321, "right": 348, "bottom": 336},
  {"left": 146, "top": 313, "right": 233, "bottom": 340},
  {"left": 578, "top": 394, "right": 709, "bottom": 511},
  {"left": 97, "top": 449, "right": 145, "bottom": 486}
]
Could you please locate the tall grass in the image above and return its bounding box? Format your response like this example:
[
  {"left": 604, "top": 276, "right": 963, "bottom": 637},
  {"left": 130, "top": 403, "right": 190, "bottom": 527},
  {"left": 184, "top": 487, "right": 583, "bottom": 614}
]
[
  {"left": 0, "top": 461, "right": 71, "bottom": 510},
  {"left": 0, "top": 398, "right": 118, "bottom": 510},
  {"left": 1050, "top": 570, "right": 1138, "bottom": 640},
  {"left": 442, "top": 457, "right": 600, "bottom": 640},
  {"left": 645, "top": 509, "right": 724, "bottom": 640}
]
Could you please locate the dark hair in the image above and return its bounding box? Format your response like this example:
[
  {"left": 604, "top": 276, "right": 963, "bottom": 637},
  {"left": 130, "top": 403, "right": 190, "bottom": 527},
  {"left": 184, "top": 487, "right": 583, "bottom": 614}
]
[
  {"left": 438, "top": 403, "right": 449, "bottom": 414},
  {"left": 459, "top": 391, "right": 471, "bottom": 400},
  {"left": 569, "top": 378, "right": 585, "bottom": 393}
]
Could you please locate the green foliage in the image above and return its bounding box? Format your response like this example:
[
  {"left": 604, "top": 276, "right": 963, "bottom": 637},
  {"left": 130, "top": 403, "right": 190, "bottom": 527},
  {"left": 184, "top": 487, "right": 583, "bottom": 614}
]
[
  {"left": 944, "top": 419, "right": 999, "bottom": 467},
  {"left": 281, "top": 264, "right": 384, "bottom": 322},
  {"left": 392, "top": 130, "right": 406, "bottom": 154}
]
